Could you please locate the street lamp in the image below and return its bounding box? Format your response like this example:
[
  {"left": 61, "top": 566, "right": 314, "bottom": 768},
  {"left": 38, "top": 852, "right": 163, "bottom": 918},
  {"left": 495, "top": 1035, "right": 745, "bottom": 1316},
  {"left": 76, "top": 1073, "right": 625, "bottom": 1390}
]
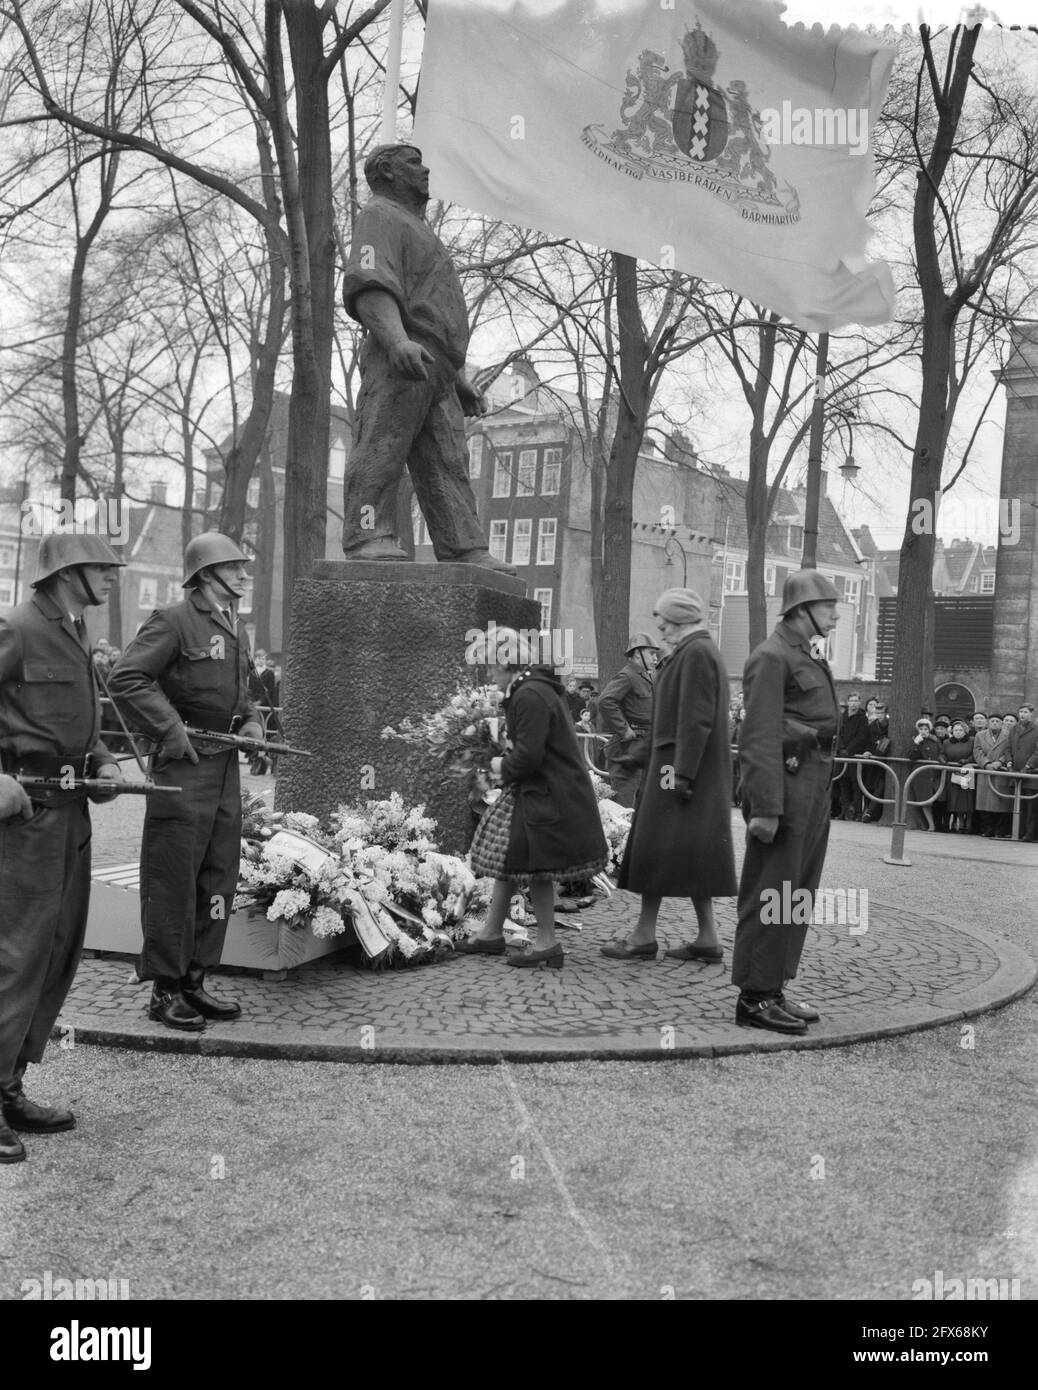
[
  {"left": 838, "top": 415, "right": 860, "bottom": 481},
  {"left": 663, "top": 535, "right": 687, "bottom": 586}
]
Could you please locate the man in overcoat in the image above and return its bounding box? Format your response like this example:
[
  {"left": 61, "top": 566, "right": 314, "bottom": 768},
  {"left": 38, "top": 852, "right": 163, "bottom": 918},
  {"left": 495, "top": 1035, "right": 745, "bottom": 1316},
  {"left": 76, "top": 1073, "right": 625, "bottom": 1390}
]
[
  {"left": 731, "top": 570, "right": 841, "bottom": 1034},
  {"left": 1010, "top": 703, "right": 1038, "bottom": 840},
  {"left": 597, "top": 632, "right": 659, "bottom": 807},
  {"left": 0, "top": 533, "right": 124, "bottom": 1163},
  {"left": 108, "top": 532, "right": 263, "bottom": 1031},
  {"left": 608, "top": 590, "right": 736, "bottom": 962},
  {"left": 836, "top": 691, "right": 870, "bottom": 819}
]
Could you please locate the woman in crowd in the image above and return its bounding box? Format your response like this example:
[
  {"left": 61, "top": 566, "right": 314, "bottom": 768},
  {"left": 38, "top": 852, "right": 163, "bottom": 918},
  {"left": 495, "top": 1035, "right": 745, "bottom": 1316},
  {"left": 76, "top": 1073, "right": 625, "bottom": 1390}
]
[
  {"left": 906, "top": 716, "right": 944, "bottom": 831},
  {"left": 943, "top": 718, "right": 976, "bottom": 833},
  {"left": 460, "top": 628, "right": 608, "bottom": 969},
  {"left": 972, "top": 713, "right": 1003, "bottom": 837},
  {"left": 604, "top": 588, "right": 736, "bottom": 964}
]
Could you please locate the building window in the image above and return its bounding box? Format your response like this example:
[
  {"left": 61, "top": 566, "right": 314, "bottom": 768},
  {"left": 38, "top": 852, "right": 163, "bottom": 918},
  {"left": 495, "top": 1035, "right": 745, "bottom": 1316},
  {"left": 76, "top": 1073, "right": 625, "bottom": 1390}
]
[
  {"left": 542, "top": 449, "right": 561, "bottom": 495},
  {"left": 517, "top": 449, "right": 537, "bottom": 496},
  {"left": 246, "top": 477, "right": 260, "bottom": 510},
  {"left": 724, "top": 558, "right": 745, "bottom": 594},
  {"left": 329, "top": 436, "right": 347, "bottom": 482},
  {"left": 764, "top": 562, "right": 776, "bottom": 597},
  {"left": 467, "top": 436, "right": 482, "bottom": 479},
  {"left": 239, "top": 578, "right": 253, "bottom": 613},
  {"left": 0, "top": 580, "right": 14, "bottom": 606},
  {"left": 980, "top": 572, "right": 995, "bottom": 594},
  {"left": 536, "top": 517, "right": 557, "bottom": 565},
  {"left": 512, "top": 518, "right": 532, "bottom": 566},
  {"left": 967, "top": 575, "right": 979, "bottom": 593},
  {"left": 489, "top": 519, "right": 508, "bottom": 561},
  {"left": 139, "top": 578, "right": 158, "bottom": 609},
  {"left": 788, "top": 524, "right": 804, "bottom": 553},
  {"left": 166, "top": 580, "right": 180, "bottom": 604},
  {"left": 0, "top": 545, "right": 14, "bottom": 569},
  {"left": 533, "top": 588, "right": 552, "bottom": 627},
  {"left": 492, "top": 452, "right": 513, "bottom": 497}
]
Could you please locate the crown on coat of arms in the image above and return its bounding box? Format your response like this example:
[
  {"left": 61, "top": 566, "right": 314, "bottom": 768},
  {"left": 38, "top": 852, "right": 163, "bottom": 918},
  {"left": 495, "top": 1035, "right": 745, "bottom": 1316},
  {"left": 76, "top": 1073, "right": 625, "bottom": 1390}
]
[{"left": 682, "top": 21, "right": 719, "bottom": 81}]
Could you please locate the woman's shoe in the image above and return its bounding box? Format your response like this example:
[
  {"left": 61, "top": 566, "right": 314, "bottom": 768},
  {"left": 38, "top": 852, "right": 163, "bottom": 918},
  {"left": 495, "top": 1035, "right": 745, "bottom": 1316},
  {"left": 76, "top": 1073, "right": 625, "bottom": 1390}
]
[
  {"left": 664, "top": 943, "right": 724, "bottom": 962},
  {"left": 600, "top": 939, "right": 658, "bottom": 960},
  {"left": 456, "top": 936, "right": 507, "bottom": 955},
  {"left": 507, "top": 944, "right": 564, "bottom": 969}
]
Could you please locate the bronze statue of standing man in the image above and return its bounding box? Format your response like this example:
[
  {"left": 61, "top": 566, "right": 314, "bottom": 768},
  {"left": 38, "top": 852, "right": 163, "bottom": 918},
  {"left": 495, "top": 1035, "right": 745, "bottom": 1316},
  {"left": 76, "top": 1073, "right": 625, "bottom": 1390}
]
[{"left": 341, "top": 144, "right": 514, "bottom": 574}]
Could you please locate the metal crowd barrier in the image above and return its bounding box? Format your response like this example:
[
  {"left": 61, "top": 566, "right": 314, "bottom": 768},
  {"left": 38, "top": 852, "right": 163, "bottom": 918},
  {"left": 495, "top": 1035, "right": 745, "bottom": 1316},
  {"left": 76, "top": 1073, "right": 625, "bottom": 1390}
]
[{"left": 830, "top": 754, "right": 1038, "bottom": 866}]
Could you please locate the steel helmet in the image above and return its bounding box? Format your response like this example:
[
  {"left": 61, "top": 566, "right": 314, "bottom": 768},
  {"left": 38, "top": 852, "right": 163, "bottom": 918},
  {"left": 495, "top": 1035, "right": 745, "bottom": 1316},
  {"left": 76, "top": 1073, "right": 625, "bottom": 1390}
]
[
  {"left": 625, "top": 631, "right": 661, "bottom": 656},
  {"left": 31, "top": 532, "right": 126, "bottom": 587},
  {"left": 779, "top": 569, "right": 840, "bottom": 617},
  {"left": 182, "top": 532, "right": 249, "bottom": 586}
]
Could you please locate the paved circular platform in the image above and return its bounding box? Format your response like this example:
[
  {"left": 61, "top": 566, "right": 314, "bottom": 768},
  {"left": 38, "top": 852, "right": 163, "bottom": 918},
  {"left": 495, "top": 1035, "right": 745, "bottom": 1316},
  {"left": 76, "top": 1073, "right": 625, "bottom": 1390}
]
[{"left": 59, "top": 884, "right": 1035, "bottom": 1062}]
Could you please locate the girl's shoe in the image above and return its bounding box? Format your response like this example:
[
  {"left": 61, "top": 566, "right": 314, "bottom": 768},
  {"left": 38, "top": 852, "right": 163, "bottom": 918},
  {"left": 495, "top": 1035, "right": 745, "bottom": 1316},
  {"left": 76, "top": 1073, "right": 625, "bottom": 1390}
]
[
  {"left": 507, "top": 944, "right": 564, "bottom": 969},
  {"left": 456, "top": 936, "right": 507, "bottom": 955},
  {"left": 600, "top": 939, "right": 658, "bottom": 959}
]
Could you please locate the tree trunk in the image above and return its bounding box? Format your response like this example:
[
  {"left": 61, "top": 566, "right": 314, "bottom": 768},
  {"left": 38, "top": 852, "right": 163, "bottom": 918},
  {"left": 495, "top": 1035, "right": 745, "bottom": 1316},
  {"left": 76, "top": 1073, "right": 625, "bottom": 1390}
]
[
  {"left": 595, "top": 254, "right": 646, "bottom": 685},
  {"left": 277, "top": 0, "right": 335, "bottom": 627},
  {"left": 745, "top": 425, "right": 771, "bottom": 651},
  {"left": 890, "top": 304, "right": 954, "bottom": 751}
]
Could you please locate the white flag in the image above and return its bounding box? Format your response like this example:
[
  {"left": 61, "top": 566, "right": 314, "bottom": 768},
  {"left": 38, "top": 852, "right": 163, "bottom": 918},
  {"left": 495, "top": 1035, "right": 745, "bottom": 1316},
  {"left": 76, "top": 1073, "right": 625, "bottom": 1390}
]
[{"left": 414, "top": 0, "right": 896, "bottom": 330}]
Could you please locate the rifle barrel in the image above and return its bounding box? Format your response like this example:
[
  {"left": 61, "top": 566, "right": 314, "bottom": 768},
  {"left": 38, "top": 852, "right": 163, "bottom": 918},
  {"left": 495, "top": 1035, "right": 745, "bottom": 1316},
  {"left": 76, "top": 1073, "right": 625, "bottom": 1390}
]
[{"left": 16, "top": 776, "right": 180, "bottom": 795}]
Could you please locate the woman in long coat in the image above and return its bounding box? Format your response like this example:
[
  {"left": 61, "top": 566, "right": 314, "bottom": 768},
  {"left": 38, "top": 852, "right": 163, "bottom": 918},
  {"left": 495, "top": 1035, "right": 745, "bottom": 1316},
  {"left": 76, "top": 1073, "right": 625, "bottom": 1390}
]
[
  {"left": 605, "top": 588, "right": 737, "bottom": 963},
  {"left": 461, "top": 628, "right": 608, "bottom": 969},
  {"left": 943, "top": 718, "right": 976, "bottom": 832}
]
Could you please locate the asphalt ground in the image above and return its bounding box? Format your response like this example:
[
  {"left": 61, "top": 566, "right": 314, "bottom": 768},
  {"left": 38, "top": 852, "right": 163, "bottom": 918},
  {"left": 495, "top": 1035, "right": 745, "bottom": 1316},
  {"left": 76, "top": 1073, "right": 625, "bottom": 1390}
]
[{"left": 2, "top": 790, "right": 1036, "bottom": 1316}]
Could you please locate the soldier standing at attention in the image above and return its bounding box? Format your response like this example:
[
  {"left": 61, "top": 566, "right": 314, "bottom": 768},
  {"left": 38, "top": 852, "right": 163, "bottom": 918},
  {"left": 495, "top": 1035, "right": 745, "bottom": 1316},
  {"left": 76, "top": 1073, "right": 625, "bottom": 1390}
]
[
  {"left": 0, "top": 534, "right": 125, "bottom": 1164},
  {"left": 597, "top": 633, "right": 660, "bottom": 807},
  {"left": 731, "top": 571, "right": 841, "bottom": 1034},
  {"left": 107, "top": 534, "right": 263, "bottom": 1031}
]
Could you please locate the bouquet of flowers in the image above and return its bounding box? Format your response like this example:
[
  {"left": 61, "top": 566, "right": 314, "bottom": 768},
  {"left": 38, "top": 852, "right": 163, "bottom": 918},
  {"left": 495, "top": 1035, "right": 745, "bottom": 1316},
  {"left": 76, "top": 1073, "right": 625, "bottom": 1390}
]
[
  {"left": 590, "top": 770, "right": 633, "bottom": 878},
  {"left": 381, "top": 684, "right": 505, "bottom": 784},
  {"left": 236, "top": 793, "right": 353, "bottom": 938}
]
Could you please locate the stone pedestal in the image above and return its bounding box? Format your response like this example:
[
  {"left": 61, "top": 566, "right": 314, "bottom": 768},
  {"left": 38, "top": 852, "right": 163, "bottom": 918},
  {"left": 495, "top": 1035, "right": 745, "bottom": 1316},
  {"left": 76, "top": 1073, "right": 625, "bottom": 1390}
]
[{"left": 276, "top": 562, "right": 539, "bottom": 852}]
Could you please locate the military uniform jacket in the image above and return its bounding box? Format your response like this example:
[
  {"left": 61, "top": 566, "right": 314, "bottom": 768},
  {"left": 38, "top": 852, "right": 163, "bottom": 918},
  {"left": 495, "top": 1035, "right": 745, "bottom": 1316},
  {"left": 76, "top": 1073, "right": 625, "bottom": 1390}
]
[
  {"left": 0, "top": 590, "right": 116, "bottom": 769},
  {"left": 107, "top": 590, "right": 257, "bottom": 743},
  {"left": 738, "top": 620, "right": 840, "bottom": 820},
  {"left": 597, "top": 661, "right": 654, "bottom": 737}
]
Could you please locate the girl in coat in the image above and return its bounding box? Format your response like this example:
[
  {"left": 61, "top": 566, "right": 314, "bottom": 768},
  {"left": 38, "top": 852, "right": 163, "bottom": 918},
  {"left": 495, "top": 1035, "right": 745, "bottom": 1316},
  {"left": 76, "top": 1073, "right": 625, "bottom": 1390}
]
[
  {"left": 605, "top": 588, "right": 737, "bottom": 963},
  {"left": 461, "top": 628, "right": 608, "bottom": 969}
]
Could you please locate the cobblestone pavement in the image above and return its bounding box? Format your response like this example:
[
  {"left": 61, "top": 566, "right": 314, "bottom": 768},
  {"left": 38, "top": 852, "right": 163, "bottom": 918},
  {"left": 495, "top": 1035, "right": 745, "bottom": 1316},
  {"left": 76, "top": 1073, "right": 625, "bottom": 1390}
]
[{"left": 62, "top": 786, "right": 1036, "bottom": 1060}]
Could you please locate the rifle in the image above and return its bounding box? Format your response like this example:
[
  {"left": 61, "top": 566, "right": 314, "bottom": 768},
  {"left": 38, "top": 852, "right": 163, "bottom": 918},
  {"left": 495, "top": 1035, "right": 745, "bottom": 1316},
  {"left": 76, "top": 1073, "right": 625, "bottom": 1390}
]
[
  {"left": 183, "top": 726, "right": 313, "bottom": 759},
  {"left": 16, "top": 775, "right": 180, "bottom": 795}
]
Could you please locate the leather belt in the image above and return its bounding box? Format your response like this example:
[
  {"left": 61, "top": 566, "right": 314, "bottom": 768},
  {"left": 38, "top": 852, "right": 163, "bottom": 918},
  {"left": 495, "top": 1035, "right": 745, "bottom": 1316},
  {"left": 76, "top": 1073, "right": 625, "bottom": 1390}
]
[{"left": 175, "top": 708, "right": 238, "bottom": 734}]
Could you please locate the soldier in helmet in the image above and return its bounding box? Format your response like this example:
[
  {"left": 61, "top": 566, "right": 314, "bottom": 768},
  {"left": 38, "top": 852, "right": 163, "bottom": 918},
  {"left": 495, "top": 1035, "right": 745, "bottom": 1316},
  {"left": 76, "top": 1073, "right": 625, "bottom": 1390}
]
[
  {"left": 597, "top": 632, "right": 660, "bottom": 807},
  {"left": 731, "top": 569, "right": 841, "bottom": 1034},
  {"left": 107, "top": 533, "right": 263, "bottom": 1031},
  {"left": 0, "top": 532, "right": 125, "bottom": 1164}
]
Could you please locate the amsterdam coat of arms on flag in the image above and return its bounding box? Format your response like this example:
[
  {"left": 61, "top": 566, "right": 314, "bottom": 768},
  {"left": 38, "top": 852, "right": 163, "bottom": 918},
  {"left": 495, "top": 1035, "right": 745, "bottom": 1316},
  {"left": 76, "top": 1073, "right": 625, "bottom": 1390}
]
[{"left": 584, "top": 19, "right": 798, "bottom": 223}]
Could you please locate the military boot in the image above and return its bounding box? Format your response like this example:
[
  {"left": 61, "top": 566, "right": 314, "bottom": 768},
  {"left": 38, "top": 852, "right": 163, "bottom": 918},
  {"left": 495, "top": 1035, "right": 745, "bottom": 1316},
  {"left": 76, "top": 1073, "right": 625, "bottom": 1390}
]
[{"left": 181, "top": 964, "right": 241, "bottom": 1021}]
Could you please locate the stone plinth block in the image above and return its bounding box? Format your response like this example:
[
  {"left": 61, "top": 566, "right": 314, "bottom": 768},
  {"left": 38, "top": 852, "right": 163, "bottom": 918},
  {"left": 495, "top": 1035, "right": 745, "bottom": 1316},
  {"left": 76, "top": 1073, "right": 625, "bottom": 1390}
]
[{"left": 276, "top": 563, "right": 539, "bottom": 852}]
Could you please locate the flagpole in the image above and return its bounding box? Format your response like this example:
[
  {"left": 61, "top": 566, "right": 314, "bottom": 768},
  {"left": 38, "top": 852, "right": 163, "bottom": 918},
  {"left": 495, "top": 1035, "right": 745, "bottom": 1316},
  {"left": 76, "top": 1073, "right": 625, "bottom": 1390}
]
[
  {"left": 380, "top": 0, "right": 406, "bottom": 145},
  {"left": 802, "top": 331, "right": 829, "bottom": 570}
]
